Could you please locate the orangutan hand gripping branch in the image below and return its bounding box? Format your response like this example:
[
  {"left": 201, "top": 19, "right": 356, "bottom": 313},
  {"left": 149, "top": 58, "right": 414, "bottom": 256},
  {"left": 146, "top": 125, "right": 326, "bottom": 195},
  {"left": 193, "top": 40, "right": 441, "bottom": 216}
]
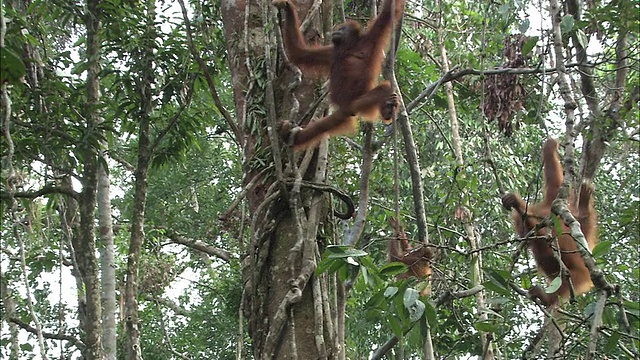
[
  {"left": 272, "top": 0, "right": 404, "bottom": 150},
  {"left": 502, "top": 138, "right": 598, "bottom": 306}
]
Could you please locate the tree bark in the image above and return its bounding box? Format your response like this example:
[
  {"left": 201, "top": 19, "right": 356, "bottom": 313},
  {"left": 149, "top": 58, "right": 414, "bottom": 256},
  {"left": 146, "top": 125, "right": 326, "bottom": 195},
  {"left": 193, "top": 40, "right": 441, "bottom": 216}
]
[
  {"left": 73, "top": 0, "right": 104, "bottom": 358},
  {"left": 98, "top": 152, "right": 117, "bottom": 359},
  {"left": 124, "top": 1, "right": 156, "bottom": 358},
  {"left": 220, "top": 1, "right": 336, "bottom": 358}
]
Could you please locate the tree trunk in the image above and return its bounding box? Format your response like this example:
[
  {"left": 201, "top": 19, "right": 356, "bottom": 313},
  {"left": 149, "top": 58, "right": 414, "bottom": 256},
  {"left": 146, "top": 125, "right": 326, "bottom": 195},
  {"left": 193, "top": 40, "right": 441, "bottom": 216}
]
[
  {"left": 0, "top": 9, "right": 21, "bottom": 360},
  {"left": 124, "top": 1, "right": 155, "bottom": 358},
  {"left": 0, "top": 269, "right": 20, "bottom": 359},
  {"left": 220, "top": 1, "right": 336, "bottom": 358},
  {"left": 73, "top": 0, "right": 104, "bottom": 358},
  {"left": 98, "top": 153, "right": 117, "bottom": 359}
]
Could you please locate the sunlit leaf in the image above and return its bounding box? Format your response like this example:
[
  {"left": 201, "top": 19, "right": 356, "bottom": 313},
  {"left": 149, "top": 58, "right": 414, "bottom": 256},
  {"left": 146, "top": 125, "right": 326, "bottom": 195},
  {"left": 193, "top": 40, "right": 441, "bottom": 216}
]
[{"left": 545, "top": 276, "right": 562, "bottom": 293}]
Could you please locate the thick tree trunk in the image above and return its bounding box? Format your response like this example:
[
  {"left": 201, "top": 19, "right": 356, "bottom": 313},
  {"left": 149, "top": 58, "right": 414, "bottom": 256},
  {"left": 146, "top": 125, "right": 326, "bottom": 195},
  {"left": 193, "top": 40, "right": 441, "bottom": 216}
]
[
  {"left": 74, "top": 0, "right": 104, "bottom": 358},
  {"left": 124, "top": 1, "right": 155, "bottom": 358},
  {"left": 220, "top": 1, "right": 336, "bottom": 358}
]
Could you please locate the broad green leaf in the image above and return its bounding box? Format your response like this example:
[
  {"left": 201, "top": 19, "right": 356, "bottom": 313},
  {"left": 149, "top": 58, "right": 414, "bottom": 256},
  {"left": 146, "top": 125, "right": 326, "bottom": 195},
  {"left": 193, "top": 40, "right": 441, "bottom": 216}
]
[
  {"left": 403, "top": 288, "right": 419, "bottom": 309},
  {"left": 379, "top": 262, "right": 408, "bottom": 277},
  {"left": 409, "top": 299, "right": 425, "bottom": 322},
  {"left": 545, "top": 276, "right": 563, "bottom": 293},
  {"left": 604, "top": 332, "right": 621, "bottom": 353},
  {"left": 327, "top": 248, "right": 368, "bottom": 259},
  {"left": 519, "top": 19, "right": 530, "bottom": 33},
  {"left": 584, "top": 302, "right": 596, "bottom": 319},
  {"left": 0, "top": 48, "right": 26, "bottom": 83},
  {"left": 474, "top": 321, "right": 499, "bottom": 333},
  {"left": 522, "top": 36, "right": 539, "bottom": 56},
  {"left": 389, "top": 315, "right": 403, "bottom": 338},
  {"left": 385, "top": 286, "right": 399, "bottom": 298},
  {"left": 624, "top": 300, "right": 640, "bottom": 311},
  {"left": 561, "top": 15, "right": 574, "bottom": 34},
  {"left": 424, "top": 301, "right": 437, "bottom": 327},
  {"left": 591, "top": 241, "right": 611, "bottom": 258},
  {"left": 484, "top": 270, "right": 511, "bottom": 296},
  {"left": 315, "top": 257, "right": 342, "bottom": 275},
  {"left": 361, "top": 265, "right": 370, "bottom": 285},
  {"left": 575, "top": 29, "right": 588, "bottom": 49}
]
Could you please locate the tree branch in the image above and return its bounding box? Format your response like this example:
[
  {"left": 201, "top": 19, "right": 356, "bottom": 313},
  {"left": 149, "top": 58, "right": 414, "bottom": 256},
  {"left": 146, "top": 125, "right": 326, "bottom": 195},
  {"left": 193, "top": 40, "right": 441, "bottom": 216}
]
[
  {"left": 9, "top": 317, "right": 85, "bottom": 351},
  {"left": 0, "top": 183, "right": 79, "bottom": 201},
  {"left": 163, "top": 229, "right": 233, "bottom": 263},
  {"left": 176, "top": 0, "right": 239, "bottom": 143}
]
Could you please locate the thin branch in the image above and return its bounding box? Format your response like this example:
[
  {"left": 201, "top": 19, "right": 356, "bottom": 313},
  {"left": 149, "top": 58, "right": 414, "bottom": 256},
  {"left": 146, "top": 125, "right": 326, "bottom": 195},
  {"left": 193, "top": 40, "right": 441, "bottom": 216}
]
[
  {"left": 176, "top": 0, "right": 239, "bottom": 143},
  {"left": 149, "top": 74, "right": 197, "bottom": 153},
  {"left": 142, "top": 294, "right": 191, "bottom": 316},
  {"left": 9, "top": 317, "right": 85, "bottom": 351},
  {"left": 344, "top": 123, "right": 374, "bottom": 246},
  {"left": 406, "top": 62, "right": 597, "bottom": 114},
  {"left": 163, "top": 229, "right": 233, "bottom": 262}
]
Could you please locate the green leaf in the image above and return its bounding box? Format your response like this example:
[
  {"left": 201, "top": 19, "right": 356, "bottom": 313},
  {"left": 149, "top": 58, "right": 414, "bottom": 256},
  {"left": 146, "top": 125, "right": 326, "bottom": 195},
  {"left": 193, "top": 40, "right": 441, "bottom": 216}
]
[
  {"left": 560, "top": 15, "right": 574, "bottom": 34},
  {"left": 604, "top": 332, "right": 621, "bottom": 353},
  {"left": 326, "top": 248, "right": 367, "bottom": 259},
  {"left": 624, "top": 300, "right": 640, "bottom": 311},
  {"left": 518, "top": 19, "right": 530, "bottom": 34},
  {"left": 424, "top": 301, "right": 437, "bottom": 327},
  {"left": 584, "top": 301, "right": 596, "bottom": 319},
  {"left": 473, "top": 321, "right": 498, "bottom": 333},
  {"left": 545, "top": 276, "right": 562, "bottom": 293},
  {"left": 498, "top": 3, "right": 510, "bottom": 14},
  {"left": 484, "top": 270, "right": 511, "bottom": 296},
  {"left": 591, "top": 241, "right": 611, "bottom": 258},
  {"left": 484, "top": 281, "right": 510, "bottom": 296},
  {"left": 0, "top": 48, "right": 26, "bottom": 84},
  {"left": 385, "top": 286, "right": 399, "bottom": 298},
  {"left": 379, "top": 262, "right": 408, "bottom": 277},
  {"left": 522, "top": 36, "right": 539, "bottom": 57},
  {"left": 324, "top": 245, "right": 349, "bottom": 255},
  {"left": 315, "top": 257, "right": 341, "bottom": 275},
  {"left": 403, "top": 288, "right": 419, "bottom": 309},
  {"left": 361, "top": 265, "right": 370, "bottom": 285},
  {"left": 575, "top": 29, "right": 588, "bottom": 49},
  {"left": 409, "top": 299, "right": 425, "bottom": 322},
  {"left": 388, "top": 315, "right": 403, "bottom": 338}
]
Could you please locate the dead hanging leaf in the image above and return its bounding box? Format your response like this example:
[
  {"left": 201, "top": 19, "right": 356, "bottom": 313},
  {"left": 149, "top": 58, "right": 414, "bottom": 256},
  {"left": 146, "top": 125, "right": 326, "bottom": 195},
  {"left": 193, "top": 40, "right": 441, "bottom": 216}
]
[{"left": 481, "top": 34, "right": 530, "bottom": 136}]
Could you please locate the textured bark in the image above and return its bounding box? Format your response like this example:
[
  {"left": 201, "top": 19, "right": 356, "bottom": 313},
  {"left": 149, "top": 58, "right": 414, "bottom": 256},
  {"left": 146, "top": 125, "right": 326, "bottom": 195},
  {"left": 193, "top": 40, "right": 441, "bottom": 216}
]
[
  {"left": 220, "top": 1, "right": 335, "bottom": 358},
  {"left": 124, "top": 1, "right": 155, "bottom": 358},
  {"left": 72, "top": 0, "right": 104, "bottom": 358},
  {"left": 0, "top": 9, "right": 20, "bottom": 359},
  {"left": 0, "top": 270, "right": 20, "bottom": 359}
]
